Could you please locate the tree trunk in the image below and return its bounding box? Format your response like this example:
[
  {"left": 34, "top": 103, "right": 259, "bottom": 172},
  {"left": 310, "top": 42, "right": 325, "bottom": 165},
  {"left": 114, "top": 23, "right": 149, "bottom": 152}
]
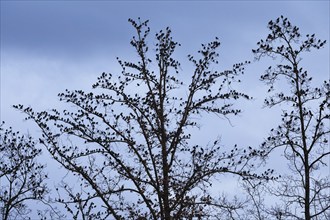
[{"left": 294, "top": 66, "right": 310, "bottom": 220}]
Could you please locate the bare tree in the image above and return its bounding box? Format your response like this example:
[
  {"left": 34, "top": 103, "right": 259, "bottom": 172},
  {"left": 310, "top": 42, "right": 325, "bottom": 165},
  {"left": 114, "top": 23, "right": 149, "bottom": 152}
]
[
  {"left": 252, "top": 16, "right": 330, "bottom": 220},
  {"left": 0, "top": 122, "right": 48, "bottom": 220},
  {"left": 14, "top": 18, "right": 263, "bottom": 219}
]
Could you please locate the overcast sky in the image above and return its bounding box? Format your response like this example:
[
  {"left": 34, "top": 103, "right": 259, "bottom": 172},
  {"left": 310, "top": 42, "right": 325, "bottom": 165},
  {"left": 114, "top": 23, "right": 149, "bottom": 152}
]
[
  {"left": 1, "top": 0, "right": 329, "bottom": 143},
  {"left": 0, "top": 0, "right": 329, "bottom": 217}
]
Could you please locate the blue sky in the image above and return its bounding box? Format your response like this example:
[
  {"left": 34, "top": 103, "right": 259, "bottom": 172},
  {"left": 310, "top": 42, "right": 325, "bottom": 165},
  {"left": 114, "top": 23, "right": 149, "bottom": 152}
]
[{"left": 0, "top": 1, "right": 329, "bottom": 216}]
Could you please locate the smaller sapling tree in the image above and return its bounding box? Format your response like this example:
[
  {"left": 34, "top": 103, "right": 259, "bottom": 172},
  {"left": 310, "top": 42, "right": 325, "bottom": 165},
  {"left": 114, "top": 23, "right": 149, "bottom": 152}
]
[{"left": 252, "top": 16, "right": 330, "bottom": 219}]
